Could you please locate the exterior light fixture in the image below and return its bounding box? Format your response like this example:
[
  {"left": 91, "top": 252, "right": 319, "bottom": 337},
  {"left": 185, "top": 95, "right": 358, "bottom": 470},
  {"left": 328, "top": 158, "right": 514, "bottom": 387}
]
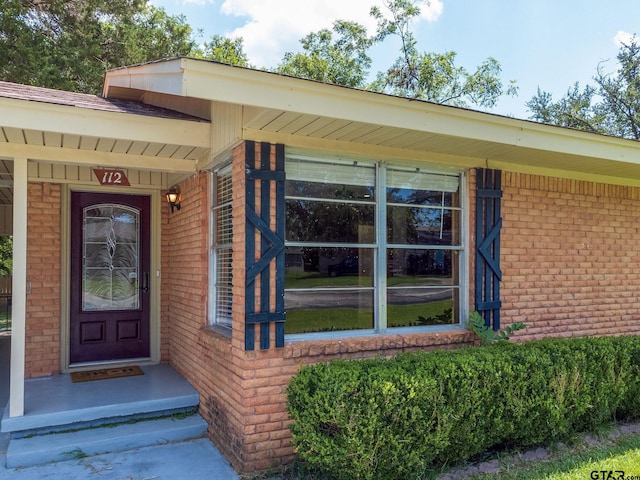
[{"left": 165, "top": 187, "right": 181, "bottom": 213}]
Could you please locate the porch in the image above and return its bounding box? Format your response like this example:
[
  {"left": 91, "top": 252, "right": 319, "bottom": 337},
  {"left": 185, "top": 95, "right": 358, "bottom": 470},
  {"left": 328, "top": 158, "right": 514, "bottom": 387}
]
[
  {"left": 1, "top": 364, "right": 200, "bottom": 434},
  {"left": 0, "top": 344, "right": 230, "bottom": 472}
]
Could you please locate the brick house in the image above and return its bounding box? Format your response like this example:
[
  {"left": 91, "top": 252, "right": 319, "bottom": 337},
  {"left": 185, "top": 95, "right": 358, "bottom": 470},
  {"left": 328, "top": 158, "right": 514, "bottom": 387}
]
[{"left": 2, "top": 58, "right": 640, "bottom": 473}]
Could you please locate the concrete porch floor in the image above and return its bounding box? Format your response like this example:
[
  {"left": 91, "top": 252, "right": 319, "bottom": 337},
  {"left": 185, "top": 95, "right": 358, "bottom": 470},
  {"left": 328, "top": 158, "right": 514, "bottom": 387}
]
[
  {"left": 1, "top": 363, "right": 200, "bottom": 433},
  {"left": 0, "top": 335, "right": 240, "bottom": 479}
]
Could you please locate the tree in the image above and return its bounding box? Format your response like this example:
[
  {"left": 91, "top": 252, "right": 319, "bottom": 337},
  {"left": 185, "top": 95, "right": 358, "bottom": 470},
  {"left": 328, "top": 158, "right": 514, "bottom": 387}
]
[
  {"left": 276, "top": 0, "right": 516, "bottom": 109},
  {"left": 0, "top": 0, "right": 196, "bottom": 93},
  {"left": 370, "top": 0, "right": 517, "bottom": 108},
  {"left": 0, "top": 236, "right": 11, "bottom": 275},
  {"left": 527, "top": 38, "right": 640, "bottom": 140},
  {"left": 194, "top": 35, "right": 252, "bottom": 67},
  {"left": 276, "top": 20, "right": 374, "bottom": 88}
]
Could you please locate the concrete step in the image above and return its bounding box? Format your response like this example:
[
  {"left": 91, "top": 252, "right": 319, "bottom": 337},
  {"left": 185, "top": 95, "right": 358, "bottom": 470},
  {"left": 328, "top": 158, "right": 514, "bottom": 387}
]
[
  {"left": 6, "top": 411, "right": 208, "bottom": 468},
  {"left": 1, "top": 365, "right": 201, "bottom": 435}
]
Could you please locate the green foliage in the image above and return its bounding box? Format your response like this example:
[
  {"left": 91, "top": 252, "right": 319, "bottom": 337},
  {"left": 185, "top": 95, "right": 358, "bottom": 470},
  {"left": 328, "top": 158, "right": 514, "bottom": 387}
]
[
  {"left": 467, "top": 310, "right": 527, "bottom": 344},
  {"left": 527, "top": 37, "right": 640, "bottom": 139},
  {"left": 369, "top": 0, "right": 518, "bottom": 107},
  {"left": 287, "top": 336, "right": 640, "bottom": 480},
  {"left": 0, "top": 236, "right": 12, "bottom": 275},
  {"left": 193, "top": 35, "right": 252, "bottom": 67},
  {"left": 276, "top": 20, "right": 373, "bottom": 88},
  {"left": 2, "top": 0, "right": 516, "bottom": 110},
  {"left": 0, "top": 0, "right": 195, "bottom": 93},
  {"left": 275, "top": 0, "right": 516, "bottom": 109}
]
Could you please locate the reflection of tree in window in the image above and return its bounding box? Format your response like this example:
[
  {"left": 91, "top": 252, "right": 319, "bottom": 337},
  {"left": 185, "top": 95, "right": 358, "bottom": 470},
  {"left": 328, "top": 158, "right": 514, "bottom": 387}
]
[{"left": 286, "top": 183, "right": 375, "bottom": 244}]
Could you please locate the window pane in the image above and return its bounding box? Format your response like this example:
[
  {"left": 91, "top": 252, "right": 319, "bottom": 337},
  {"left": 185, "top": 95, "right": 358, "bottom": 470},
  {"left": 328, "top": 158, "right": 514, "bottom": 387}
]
[
  {"left": 387, "top": 188, "right": 455, "bottom": 207},
  {"left": 387, "top": 249, "right": 457, "bottom": 283},
  {"left": 215, "top": 248, "right": 233, "bottom": 325},
  {"left": 286, "top": 158, "right": 375, "bottom": 194},
  {"left": 387, "top": 206, "right": 459, "bottom": 245},
  {"left": 216, "top": 203, "right": 232, "bottom": 245},
  {"left": 83, "top": 268, "right": 139, "bottom": 311},
  {"left": 285, "top": 289, "right": 374, "bottom": 333},
  {"left": 285, "top": 247, "right": 374, "bottom": 288},
  {"left": 386, "top": 169, "right": 459, "bottom": 194},
  {"left": 210, "top": 167, "right": 233, "bottom": 328},
  {"left": 287, "top": 180, "right": 375, "bottom": 201},
  {"left": 386, "top": 288, "right": 457, "bottom": 327},
  {"left": 82, "top": 204, "right": 140, "bottom": 311},
  {"left": 287, "top": 200, "right": 375, "bottom": 243}
]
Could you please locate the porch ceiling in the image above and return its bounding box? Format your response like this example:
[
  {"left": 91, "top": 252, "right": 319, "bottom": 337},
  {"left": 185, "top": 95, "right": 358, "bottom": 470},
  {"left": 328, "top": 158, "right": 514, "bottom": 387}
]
[
  {"left": 242, "top": 106, "right": 640, "bottom": 181},
  {"left": 0, "top": 81, "right": 212, "bottom": 206},
  {"left": 105, "top": 58, "right": 640, "bottom": 187}
]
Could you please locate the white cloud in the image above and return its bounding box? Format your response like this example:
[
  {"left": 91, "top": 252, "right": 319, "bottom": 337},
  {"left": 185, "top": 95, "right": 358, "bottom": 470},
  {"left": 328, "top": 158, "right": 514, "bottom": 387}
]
[
  {"left": 421, "top": 0, "right": 444, "bottom": 22},
  {"left": 613, "top": 30, "right": 635, "bottom": 46},
  {"left": 219, "top": 0, "right": 442, "bottom": 67}
]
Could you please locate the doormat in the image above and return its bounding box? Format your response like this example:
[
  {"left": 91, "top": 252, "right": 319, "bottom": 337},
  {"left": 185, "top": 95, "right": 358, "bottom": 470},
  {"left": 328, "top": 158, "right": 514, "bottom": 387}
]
[{"left": 70, "top": 366, "right": 144, "bottom": 383}]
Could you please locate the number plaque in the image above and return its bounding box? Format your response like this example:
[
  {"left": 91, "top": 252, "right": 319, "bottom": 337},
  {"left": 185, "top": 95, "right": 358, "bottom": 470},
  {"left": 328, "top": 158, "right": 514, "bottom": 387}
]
[{"left": 93, "top": 169, "right": 131, "bottom": 186}]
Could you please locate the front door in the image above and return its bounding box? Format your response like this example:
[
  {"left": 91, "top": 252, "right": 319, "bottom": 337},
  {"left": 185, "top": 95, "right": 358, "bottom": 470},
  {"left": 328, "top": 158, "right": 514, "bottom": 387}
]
[{"left": 70, "top": 192, "right": 151, "bottom": 364}]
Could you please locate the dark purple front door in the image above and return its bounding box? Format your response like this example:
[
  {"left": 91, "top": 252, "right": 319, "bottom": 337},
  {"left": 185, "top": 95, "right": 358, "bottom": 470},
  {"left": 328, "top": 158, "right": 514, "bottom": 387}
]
[{"left": 70, "top": 192, "right": 151, "bottom": 364}]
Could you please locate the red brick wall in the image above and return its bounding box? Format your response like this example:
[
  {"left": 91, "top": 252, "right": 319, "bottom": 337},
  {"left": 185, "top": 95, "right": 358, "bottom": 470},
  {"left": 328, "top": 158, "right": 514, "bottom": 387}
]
[
  {"left": 160, "top": 168, "right": 251, "bottom": 467},
  {"left": 161, "top": 144, "right": 476, "bottom": 474},
  {"left": 500, "top": 172, "right": 640, "bottom": 340},
  {"left": 25, "top": 182, "right": 61, "bottom": 377}
]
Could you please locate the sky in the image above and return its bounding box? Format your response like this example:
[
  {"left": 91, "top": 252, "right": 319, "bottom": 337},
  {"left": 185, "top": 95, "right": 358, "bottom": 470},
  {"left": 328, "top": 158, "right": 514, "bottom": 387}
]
[{"left": 149, "top": 0, "right": 640, "bottom": 120}]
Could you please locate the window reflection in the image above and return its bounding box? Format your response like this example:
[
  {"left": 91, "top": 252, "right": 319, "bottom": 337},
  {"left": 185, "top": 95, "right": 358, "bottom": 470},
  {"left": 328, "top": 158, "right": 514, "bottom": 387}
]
[
  {"left": 388, "top": 206, "right": 459, "bottom": 245},
  {"left": 285, "top": 247, "right": 374, "bottom": 288},
  {"left": 387, "top": 188, "right": 455, "bottom": 207},
  {"left": 283, "top": 158, "right": 464, "bottom": 334},
  {"left": 386, "top": 249, "right": 458, "bottom": 328},
  {"left": 286, "top": 200, "right": 375, "bottom": 243},
  {"left": 285, "top": 290, "right": 374, "bottom": 334},
  {"left": 287, "top": 180, "right": 375, "bottom": 201},
  {"left": 386, "top": 289, "right": 456, "bottom": 327},
  {"left": 284, "top": 247, "right": 374, "bottom": 334}
]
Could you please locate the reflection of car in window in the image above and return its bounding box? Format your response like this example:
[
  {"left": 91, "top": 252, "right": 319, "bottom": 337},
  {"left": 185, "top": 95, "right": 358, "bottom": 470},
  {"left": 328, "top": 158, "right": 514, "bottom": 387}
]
[{"left": 328, "top": 257, "right": 359, "bottom": 277}]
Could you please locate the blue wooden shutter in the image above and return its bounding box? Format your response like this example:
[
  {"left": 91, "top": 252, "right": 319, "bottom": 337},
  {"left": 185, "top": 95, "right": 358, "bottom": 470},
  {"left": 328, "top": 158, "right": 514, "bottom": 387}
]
[
  {"left": 245, "top": 141, "right": 286, "bottom": 350},
  {"left": 475, "top": 168, "right": 502, "bottom": 330}
]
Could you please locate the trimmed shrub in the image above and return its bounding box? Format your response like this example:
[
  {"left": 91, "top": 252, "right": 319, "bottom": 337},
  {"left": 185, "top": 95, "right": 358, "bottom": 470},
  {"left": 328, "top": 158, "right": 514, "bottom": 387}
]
[{"left": 286, "top": 336, "right": 640, "bottom": 480}]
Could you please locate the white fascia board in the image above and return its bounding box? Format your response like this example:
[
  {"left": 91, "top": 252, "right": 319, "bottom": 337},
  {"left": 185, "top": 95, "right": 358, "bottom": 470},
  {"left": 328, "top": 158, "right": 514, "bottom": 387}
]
[
  {"left": 106, "top": 58, "right": 640, "bottom": 166},
  {"left": 181, "top": 61, "right": 640, "bottom": 163},
  {"left": 0, "top": 143, "right": 197, "bottom": 173},
  {"left": 103, "top": 59, "right": 188, "bottom": 97},
  {"left": 510, "top": 126, "right": 640, "bottom": 166},
  {"left": 0, "top": 96, "right": 210, "bottom": 149}
]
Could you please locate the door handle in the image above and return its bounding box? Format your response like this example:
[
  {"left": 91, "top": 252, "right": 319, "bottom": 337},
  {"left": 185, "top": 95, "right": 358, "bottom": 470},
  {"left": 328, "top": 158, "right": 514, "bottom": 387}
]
[{"left": 140, "top": 272, "right": 149, "bottom": 293}]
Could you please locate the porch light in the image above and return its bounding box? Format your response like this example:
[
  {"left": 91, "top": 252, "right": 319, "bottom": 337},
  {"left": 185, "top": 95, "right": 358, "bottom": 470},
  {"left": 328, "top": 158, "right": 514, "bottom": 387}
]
[{"left": 165, "top": 187, "right": 181, "bottom": 213}]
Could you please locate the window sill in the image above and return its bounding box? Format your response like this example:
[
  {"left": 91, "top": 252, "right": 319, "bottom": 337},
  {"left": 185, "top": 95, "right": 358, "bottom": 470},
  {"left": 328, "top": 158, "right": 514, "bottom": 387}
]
[
  {"left": 282, "top": 325, "right": 475, "bottom": 359},
  {"left": 206, "top": 323, "right": 232, "bottom": 338},
  {"left": 285, "top": 323, "right": 466, "bottom": 343}
]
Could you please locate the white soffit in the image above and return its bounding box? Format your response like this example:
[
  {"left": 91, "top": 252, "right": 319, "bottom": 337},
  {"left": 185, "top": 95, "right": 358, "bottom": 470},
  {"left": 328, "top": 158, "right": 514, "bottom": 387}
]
[
  {"left": 0, "top": 95, "right": 210, "bottom": 173},
  {"left": 104, "top": 58, "right": 640, "bottom": 180}
]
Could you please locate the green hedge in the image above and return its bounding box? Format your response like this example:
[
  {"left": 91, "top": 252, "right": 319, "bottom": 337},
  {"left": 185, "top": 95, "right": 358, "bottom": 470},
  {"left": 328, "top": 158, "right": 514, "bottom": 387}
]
[{"left": 286, "top": 336, "right": 640, "bottom": 480}]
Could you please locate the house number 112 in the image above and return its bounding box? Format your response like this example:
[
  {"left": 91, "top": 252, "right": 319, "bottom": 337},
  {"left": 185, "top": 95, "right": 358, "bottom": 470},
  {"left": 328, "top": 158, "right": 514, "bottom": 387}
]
[{"left": 93, "top": 168, "right": 131, "bottom": 186}]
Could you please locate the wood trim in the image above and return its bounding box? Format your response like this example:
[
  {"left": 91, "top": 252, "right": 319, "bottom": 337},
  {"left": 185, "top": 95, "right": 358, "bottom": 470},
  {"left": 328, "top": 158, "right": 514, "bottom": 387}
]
[
  {"left": 244, "top": 141, "right": 286, "bottom": 350},
  {"left": 475, "top": 168, "right": 503, "bottom": 330}
]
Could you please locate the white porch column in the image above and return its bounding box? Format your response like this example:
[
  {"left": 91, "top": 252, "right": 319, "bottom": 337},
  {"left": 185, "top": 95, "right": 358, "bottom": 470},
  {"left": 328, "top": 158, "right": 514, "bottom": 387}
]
[{"left": 9, "top": 157, "right": 27, "bottom": 417}]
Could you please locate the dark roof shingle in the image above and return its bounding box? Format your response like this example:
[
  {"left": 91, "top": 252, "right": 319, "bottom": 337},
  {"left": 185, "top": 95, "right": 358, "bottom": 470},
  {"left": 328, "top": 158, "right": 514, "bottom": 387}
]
[{"left": 0, "top": 81, "right": 205, "bottom": 122}]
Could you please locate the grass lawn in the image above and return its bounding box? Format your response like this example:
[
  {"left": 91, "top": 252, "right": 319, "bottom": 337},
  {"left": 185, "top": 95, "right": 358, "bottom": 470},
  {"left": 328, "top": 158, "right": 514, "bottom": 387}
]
[
  {"left": 436, "top": 424, "right": 640, "bottom": 480},
  {"left": 285, "top": 300, "right": 453, "bottom": 333},
  {"left": 0, "top": 310, "right": 10, "bottom": 330},
  {"left": 275, "top": 423, "right": 640, "bottom": 480}
]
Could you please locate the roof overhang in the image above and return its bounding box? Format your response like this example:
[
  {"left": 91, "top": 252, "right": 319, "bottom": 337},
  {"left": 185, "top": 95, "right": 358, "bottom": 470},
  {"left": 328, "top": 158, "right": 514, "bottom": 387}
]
[
  {"left": 0, "top": 84, "right": 211, "bottom": 175},
  {"left": 104, "top": 57, "right": 640, "bottom": 186}
]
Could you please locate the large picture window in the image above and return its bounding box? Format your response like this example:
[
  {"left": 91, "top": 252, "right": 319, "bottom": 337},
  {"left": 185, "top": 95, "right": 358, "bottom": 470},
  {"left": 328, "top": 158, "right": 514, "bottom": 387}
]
[
  {"left": 284, "top": 155, "right": 464, "bottom": 336},
  {"left": 209, "top": 166, "right": 233, "bottom": 329}
]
